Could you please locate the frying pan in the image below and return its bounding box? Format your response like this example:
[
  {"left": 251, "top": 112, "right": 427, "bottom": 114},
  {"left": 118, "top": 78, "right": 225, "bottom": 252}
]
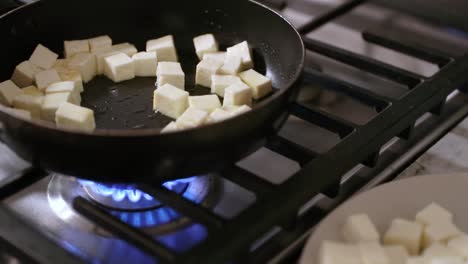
[{"left": 0, "top": 0, "right": 304, "bottom": 184}]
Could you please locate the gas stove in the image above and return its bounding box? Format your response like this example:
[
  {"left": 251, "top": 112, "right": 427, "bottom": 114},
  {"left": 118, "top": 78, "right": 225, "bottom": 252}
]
[{"left": 1, "top": 0, "right": 468, "bottom": 263}]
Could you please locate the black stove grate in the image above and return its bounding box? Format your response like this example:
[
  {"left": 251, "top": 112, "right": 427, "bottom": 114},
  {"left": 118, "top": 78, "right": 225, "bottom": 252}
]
[{"left": 2, "top": 0, "right": 468, "bottom": 263}]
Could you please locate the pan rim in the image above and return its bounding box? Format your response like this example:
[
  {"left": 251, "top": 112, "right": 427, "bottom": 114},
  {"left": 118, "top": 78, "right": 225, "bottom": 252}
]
[{"left": 0, "top": 0, "right": 305, "bottom": 138}]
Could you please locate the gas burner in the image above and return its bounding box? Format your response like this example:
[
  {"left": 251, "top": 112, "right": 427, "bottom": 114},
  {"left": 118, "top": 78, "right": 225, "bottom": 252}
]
[{"left": 47, "top": 174, "right": 220, "bottom": 235}]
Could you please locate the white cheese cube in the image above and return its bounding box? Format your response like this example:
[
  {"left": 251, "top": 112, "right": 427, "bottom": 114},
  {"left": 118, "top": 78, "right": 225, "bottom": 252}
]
[
  {"left": 58, "top": 69, "right": 84, "bottom": 93},
  {"left": 176, "top": 107, "right": 209, "bottom": 129},
  {"left": 406, "top": 257, "right": 427, "bottom": 264},
  {"left": 193, "top": 34, "right": 219, "bottom": 60},
  {"left": 0, "top": 80, "right": 23, "bottom": 106},
  {"left": 384, "top": 219, "right": 423, "bottom": 255},
  {"left": 416, "top": 203, "right": 454, "bottom": 226},
  {"left": 447, "top": 235, "right": 468, "bottom": 259},
  {"left": 318, "top": 241, "right": 362, "bottom": 264},
  {"left": 219, "top": 55, "right": 242, "bottom": 75},
  {"left": 161, "top": 121, "right": 180, "bottom": 134},
  {"left": 2, "top": 107, "right": 31, "bottom": 120},
  {"left": 430, "top": 256, "right": 465, "bottom": 264},
  {"left": 424, "top": 243, "right": 461, "bottom": 259},
  {"left": 146, "top": 35, "right": 178, "bottom": 62},
  {"left": 226, "top": 41, "right": 254, "bottom": 70},
  {"left": 22, "top": 86, "right": 43, "bottom": 97},
  {"left": 88, "top": 35, "right": 112, "bottom": 52},
  {"left": 189, "top": 95, "right": 221, "bottom": 113},
  {"left": 358, "top": 242, "right": 390, "bottom": 264},
  {"left": 45, "top": 81, "right": 81, "bottom": 104},
  {"left": 29, "top": 44, "right": 58, "bottom": 70},
  {"left": 156, "top": 62, "right": 185, "bottom": 89},
  {"left": 153, "top": 84, "right": 189, "bottom": 119},
  {"left": 12, "top": 94, "right": 43, "bottom": 119},
  {"left": 64, "top": 40, "right": 89, "bottom": 58},
  {"left": 68, "top": 53, "right": 97, "bottom": 83},
  {"left": 41, "top": 92, "right": 74, "bottom": 122},
  {"left": 112, "top": 42, "right": 138, "bottom": 57},
  {"left": 35, "top": 69, "right": 61, "bottom": 91},
  {"left": 196, "top": 58, "right": 223, "bottom": 87},
  {"left": 94, "top": 49, "right": 120, "bottom": 75},
  {"left": 423, "top": 221, "right": 461, "bottom": 248},
  {"left": 224, "top": 105, "right": 252, "bottom": 116},
  {"left": 343, "top": 213, "right": 381, "bottom": 243},
  {"left": 384, "top": 246, "right": 409, "bottom": 264},
  {"left": 239, "top": 69, "right": 272, "bottom": 100},
  {"left": 104, "top": 53, "right": 135, "bottom": 83},
  {"left": 211, "top": 75, "right": 242, "bottom": 97},
  {"left": 55, "top": 102, "right": 95, "bottom": 132},
  {"left": 11, "top": 60, "right": 42, "bottom": 87},
  {"left": 132, "top": 52, "right": 157, "bottom": 77},
  {"left": 203, "top": 52, "right": 226, "bottom": 64},
  {"left": 207, "top": 108, "right": 232, "bottom": 123},
  {"left": 223, "top": 82, "right": 252, "bottom": 107}
]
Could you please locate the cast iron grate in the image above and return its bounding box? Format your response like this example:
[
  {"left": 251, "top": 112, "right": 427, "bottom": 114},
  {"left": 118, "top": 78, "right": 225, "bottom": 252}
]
[{"left": 1, "top": 0, "right": 468, "bottom": 263}]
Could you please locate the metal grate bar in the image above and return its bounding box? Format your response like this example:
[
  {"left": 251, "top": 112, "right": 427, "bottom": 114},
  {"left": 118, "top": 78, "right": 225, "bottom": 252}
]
[
  {"left": 297, "top": 0, "right": 367, "bottom": 34},
  {"left": 220, "top": 166, "right": 276, "bottom": 195},
  {"left": 304, "top": 69, "right": 392, "bottom": 110},
  {"left": 0, "top": 168, "right": 48, "bottom": 200},
  {"left": 290, "top": 102, "right": 356, "bottom": 138},
  {"left": 72, "top": 197, "right": 175, "bottom": 263},
  {"left": 139, "top": 185, "right": 225, "bottom": 230},
  {"left": 303, "top": 37, "right": 425, "bottom": 88},
  {"left": 265, "top": 136, "right": 316, "bottom": 166},
  {"left": 362, "top": 29, "right": 453, "bottom": 66}
]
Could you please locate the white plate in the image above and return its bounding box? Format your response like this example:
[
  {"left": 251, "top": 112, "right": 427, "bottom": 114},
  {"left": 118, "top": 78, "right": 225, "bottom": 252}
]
[{"left": 299, "top": 174, "right": 468, "bottom": 264}]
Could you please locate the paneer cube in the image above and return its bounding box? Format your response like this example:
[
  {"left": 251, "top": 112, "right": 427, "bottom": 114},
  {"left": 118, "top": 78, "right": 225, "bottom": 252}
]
[
  {"left": 193, "top": 34, "right": 219, "bottom": 60},
  {"left": 22, "top": 86, "right": 43, "bottom": 97},
  {"left": 41, "top": 92, "right": 75, "bottom": 122},
  {"left": 430, "top": 256, "right": 465, "bottom": 264},
  {"left": 424, "top": 243, "right": 461, "bottom": 259},
  {"left": 104, "top": 53, "right": 135, "bottom": 83},
  {"left": 423, "top": 221, "right": 461, "bottom": 248},
  {"left": 224, "top": 105, "right": 252, "bottom": 116},
  {"left": 207, "top": 108, "right": 232, "bottom": 123},
  {"left": 94, "top": 49, "right": 120, "bottom": 75},
  {"left": 45, "top": 81, "right": 81, "bottom": 105},
  {"left": 146, "top": 35, "right": 178, "bottom": 62},
  {"left": 239, "top": 69, "right": 272, "bottom": 100},
  {"left": 343, "top": 213, "right": 380, "bottom": 243},
  {"left": 12, "top": 94, "right": 43, "bottom": 119},
  {"left": 211, "top": 75, "right": 242, "bottom": 97},
  {"left": 0, "top": 80, "right": 23, "bottom": 106},
  {"left": 219, "top": 55, "right": 242, "bottom": 75},
  {"left": 156, "top": 62, "right": 185, "bottom": 89},
  {"left": 176, "top": 107, "right": 209, "bottom": 129},
  {"left": 358, "top": 242, "right": 390, "bottom": 264},
  {"left": 189, "top": 95, "right": 221, "bottom": 113},
  {"left": 447, "top": 235, "right": 468, "bottom": 258},
  {"left": 68, "top": 53, "right": 97, "bottom": 83},
  {"left": 64, "top": 40, "right": 89, "bottom": 58},
  {"left": 161, "top": 121, "right": 180, "bottom": 134},
  {"left": 2, "top": 107, "right": 31, "bottom": 120},
  {"left": 55, "top": 102, "right": 95, "bottom": 132},
  {"left": 153, "top": 84, "right": 189, "bottom": 119},
  {"left": 11, "top": 60, "right": 42, "bottom": 87},
  {"left": 88, "top": 35, "right": 112, "bottom": 52},
  {"left": 29, "top": 44, "right": 58, "bottom": 70},
  {"left": 203, "top": 52, "right": 226, "bottom": 64},
  {"left": 58, "top": 69, "right": 84, "bottom": 93},
  {"left": 226, "top": 41, "right": 253, "bottom": 70},
  {"left": 416, "top": 203, "right": 454, "bottom": 226},
  {"left": 223, "top": 82, "right": 253, "bottom": 107},
  {"left": 384, "top": 219, "right": 423, "bottom": 255},
  {"left": 112, "top": 42, "right": 138, "bottom": 57},
  {"left": 384, "top": 246, "right": 409, "bottom": 264},
  {"left": 196, "top": 58, "right": 223, "bottom": 87},
  {"left": 35, "top": 69, "right": 61, "bottom": 91},
  {"left": 132, "top": 51, "right": 158, "bottom": 77},
  {"left": 318, "top": 241, "right": 362, "bottom": 264}
]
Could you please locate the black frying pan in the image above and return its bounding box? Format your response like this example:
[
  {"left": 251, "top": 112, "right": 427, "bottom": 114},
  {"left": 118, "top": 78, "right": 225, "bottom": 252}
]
[{"left": 0, "top": 0, "right": 304, "bottom": 184}]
